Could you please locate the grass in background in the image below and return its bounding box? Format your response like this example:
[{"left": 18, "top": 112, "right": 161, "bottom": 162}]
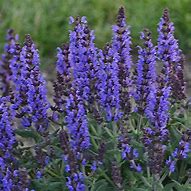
[{"left": 0, "top": 0, "right": 190, "bottom": 68}]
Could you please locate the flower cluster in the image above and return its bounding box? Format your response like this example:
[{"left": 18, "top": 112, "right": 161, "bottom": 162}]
[
  {"left": 11, "top": 34, "right": 49, "bottom": 132},
  {"left": 0, "top": 6, "right": 188, "bottom": 190},
  {"left": 0, "top": 97, "right": 30, "bottom": 190},
  {"left": 53, "top": 43, "right": 71, "bottom": 115},
  {"left": 119, "top": 126, "right": 142, "bottom": 172},
  {"left": 166, "top": 129, "right": 191, "bottom": 173},
  {"left": 112, "top": 7, "right": 132, "bottom": 119},
  {"left": 98, "top": 7, "right": 133, "bottom": 121},
  {"left": 0, "top": 96, "right": 16, "bottom": 172},
  {"left": 143, "top": 85, "right": 171, "bottom": 175},
  {"left": 111, "top": 161, "right": 123, "bottom": 190},
  {"left": 135, "top": 29, "right": 157, "bottom": 114},
  {"left": 0, "top": 29, "right": 19, "bottom": 96},
  {"left": 60, "top": 130, "right": 85, "bottom": 191},
  {"left": 157, "top": 8, "right": 185, "bottom": 101}
]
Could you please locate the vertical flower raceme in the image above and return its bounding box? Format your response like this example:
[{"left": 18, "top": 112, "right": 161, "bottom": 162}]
[
  {"left": 9, "top": 43, "right": 22, "bottom": 91},
  {"left": 139, "top": 27, "right": 171, "bottom": 176},
  {"left": 111, "top": 161, "right": 123, "bottom": 190},
  {"left": 112, "top": 7, "right": 132, "bottom": 119},
  {"left": 166, "top": 129, "right": 191, "bottom": 173},
  {"left": 12, "top": 35, "right": 36, "bottom": 117},
  {"left": 27, "top": 67, "right": 49, "bottom": 133},
  {"left": 91, "top": 48, "right": 107, "bottom": 123},
  {"left": 118, "top": 126, "right": 142, "bottom": 172},
  {"left": 65, "top": 90, "right": 90, "bottom": 152},
  {"left": 66, "top": 16, "right": 94, "bottom": 151},
  {"left": 95, "top": 49, "right": 107, "bottom": 110},
  {"left": 102, "top": 43, "right": 121, "bottom": 121},
  {"left": 60, "top": 130, "right": 86, "bottom": 191},
  {"left": 0, "top": 29, "right": 19, "bottom": 96},
  {"left": 143, "top": 49, "right": 171, "bottom": 175},
  {"left": 69, "top": 16, "right": 91, "bottom": 103},
  {"left": 11, "top": 34, "right": 49, "bottom": 131},
  {"left": 135, "top": 29, "right": 157, "bottom": 114},
  {"left": 157, "top": 8, "right": 185, "bottom": 101},
  {"left": 0, "top": 97, "right": 30, "bottom": 190},
  {"left": 170, "top": 53, "right": 185, "bottom": 101},
  {"left": 143, "top": 85, "right": 171, "bottom": 176},
  {"left": 86, "top": 27, "right": 99, "bottom": 106},
  {"left": 0, "top": 97, "right": 16, "bottom": 171},
  {"left": 99, "top": 44, "right": 112, "bottom": 121},
  {"left": 52, "top": 44, "right": 72, "bottom": 118},
  {"left": 99, "top": 7, "right": 132, "bottom": 122},
  {"left": 69, "top": 16, "right": 105, "bottom": 124},
  {"left": 2, "top": 168, "right": 30, "bottom": 191}
]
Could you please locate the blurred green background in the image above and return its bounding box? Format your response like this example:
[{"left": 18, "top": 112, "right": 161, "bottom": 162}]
[{"left": 0, "top": 0, "right": 191, "bottom": 67}]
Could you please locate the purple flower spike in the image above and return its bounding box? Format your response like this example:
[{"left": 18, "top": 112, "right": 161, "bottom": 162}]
[
  {"left": 0, "top": 97, "right": 30, "bottom": 190},
  {"left": 11, "top": 34, "right": 49, "bottom": 133},
  {"left": 166, "top": 130, "right": 191, "bottom": 173},
  {"left": 111, "top": 7, "right": 133, "bottom": 120},
  {"left": 119, "top": 126, "right": 141, "bottom": 173},
  {"left": 157, "top": 9, "right": 185, "bottom": 101},
  {"left": 27, "top": 67, "right": 49, "bottom": 133},
  {"left": 91, "top": 7, "right": 133, "bottom": 122},
  {"left": 111, "top": 161, "right": 123, "bottom": 190},
  {"left": 66, "top": 16, "right": 100, "bottom": 150},
  {"left": 53, "top": 44, "right": 72, "bottom": 117},
  {"left": 0, "top": 29, "right": 19, "bottom": 96},
  {"left": 60, "top": 130, "right": 86, "bottom": 191},
  {"left": 135, "top": 29, "right": 157, "bottom": 114},
  {"left": 0, "top": 97, "right": 16, "bottom": 168},
  {"left": 143, "top": 84, "right": 171, "bottom": 175}
]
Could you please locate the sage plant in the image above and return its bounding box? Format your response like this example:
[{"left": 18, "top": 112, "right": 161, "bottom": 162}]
[{"left": 0, "top": 7, "right": 188, "bottom": 191}]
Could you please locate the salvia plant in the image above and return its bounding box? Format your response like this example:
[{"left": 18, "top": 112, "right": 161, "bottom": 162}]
[{"left": 0, "top": 7, "right": 190, "bottom": 191}]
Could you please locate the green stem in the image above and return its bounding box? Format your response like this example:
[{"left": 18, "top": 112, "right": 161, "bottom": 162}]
[
  {"left": 90, "top": 135, "right": 99, "bottom": 150},
  {"left": 147, "top": 167, "right": 151, "bottom": 178},
  {"left": 160, "top": 170, "right": 168, "bottom": 183},
  {"left": 90, "top": 179, "right": 96, "bottom": 191},
  {"left": 105, "top": 125, "right": 115, "bottom": 138},
  {"left": 179, "top": 161, "right": 187, "bottom": 182},
  {"left": 99, "top": 170, "right": 116, "bottom": 187},
  {"left": 60, "top": 160, "right": 64, "bottom": 176},
  {"left": 138, "top": 115, "right": 143, "bottom": 132},
  {"left": 152, "top": 174, "right": 160, "bottom": 191},
  {"left": 90, "top": 124, "right": 99, "bottom": 136},
  {"left": 45, "top": 168, "right": 60, "bottom": 178},
  {"left": 139, "top": 176, "right": 152, "bottom": 188}
]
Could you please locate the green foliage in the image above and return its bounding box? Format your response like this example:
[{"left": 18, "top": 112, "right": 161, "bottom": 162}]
[
  {"left": 0, "top": 0, "right": 190, "bottom": 68},
  {"left": 15, "top": 104, "right": 191, "bottom": 190}
]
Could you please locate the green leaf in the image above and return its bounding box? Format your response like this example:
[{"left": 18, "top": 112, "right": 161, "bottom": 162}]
[
  {"left": 31, "top": 179, "right": 64, "bottom": 191},
  {"left": 15, "top": 129, "right": 41, "bottom": 142},
  {"left": 163, "top": 182, "right": 176, "bottom": 191},
  {"left": 93, "top": 179, "right": 113, "bottom": 191}
]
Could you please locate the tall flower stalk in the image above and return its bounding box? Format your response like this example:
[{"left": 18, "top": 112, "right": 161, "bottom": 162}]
[
  {"left": 102, "top": 43, "right": 120, "bottom": 121},
  {"left": 143, "top": 84, "right": 171, "bottom": 176},
  {"left": 166, "top": 129, "right": 191, "bottom": 173},
  {"left": 60, "top": 130, "right": 86, "bottom": 191},
  {"left": 112, "top": 7, "right": 132, "bottom": 119},
  {"left": 53, "top": 43, "right": 72, "bottom": 117},
  {"left": 135, "top": 29, "right": 157, "bottom": 115},
  {"left": 65, "top": 16, "right": 100, "bottom": 151},
  {"left": 11, "top": 35, "right": 49, "bottom": 132},
  {"left": 0, "top": 97, "right": 30, "bottom": 190},
  {"left": 0, "top": 29, "right": 19, "bottom": 96},
  {"left": 157, "top": 8, "right": 185, "bottom": 101}
]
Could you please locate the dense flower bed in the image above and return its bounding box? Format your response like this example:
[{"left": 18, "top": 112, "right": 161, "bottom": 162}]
[{"left": 0, "top": 7, "right": 189, "bottom": 191}]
